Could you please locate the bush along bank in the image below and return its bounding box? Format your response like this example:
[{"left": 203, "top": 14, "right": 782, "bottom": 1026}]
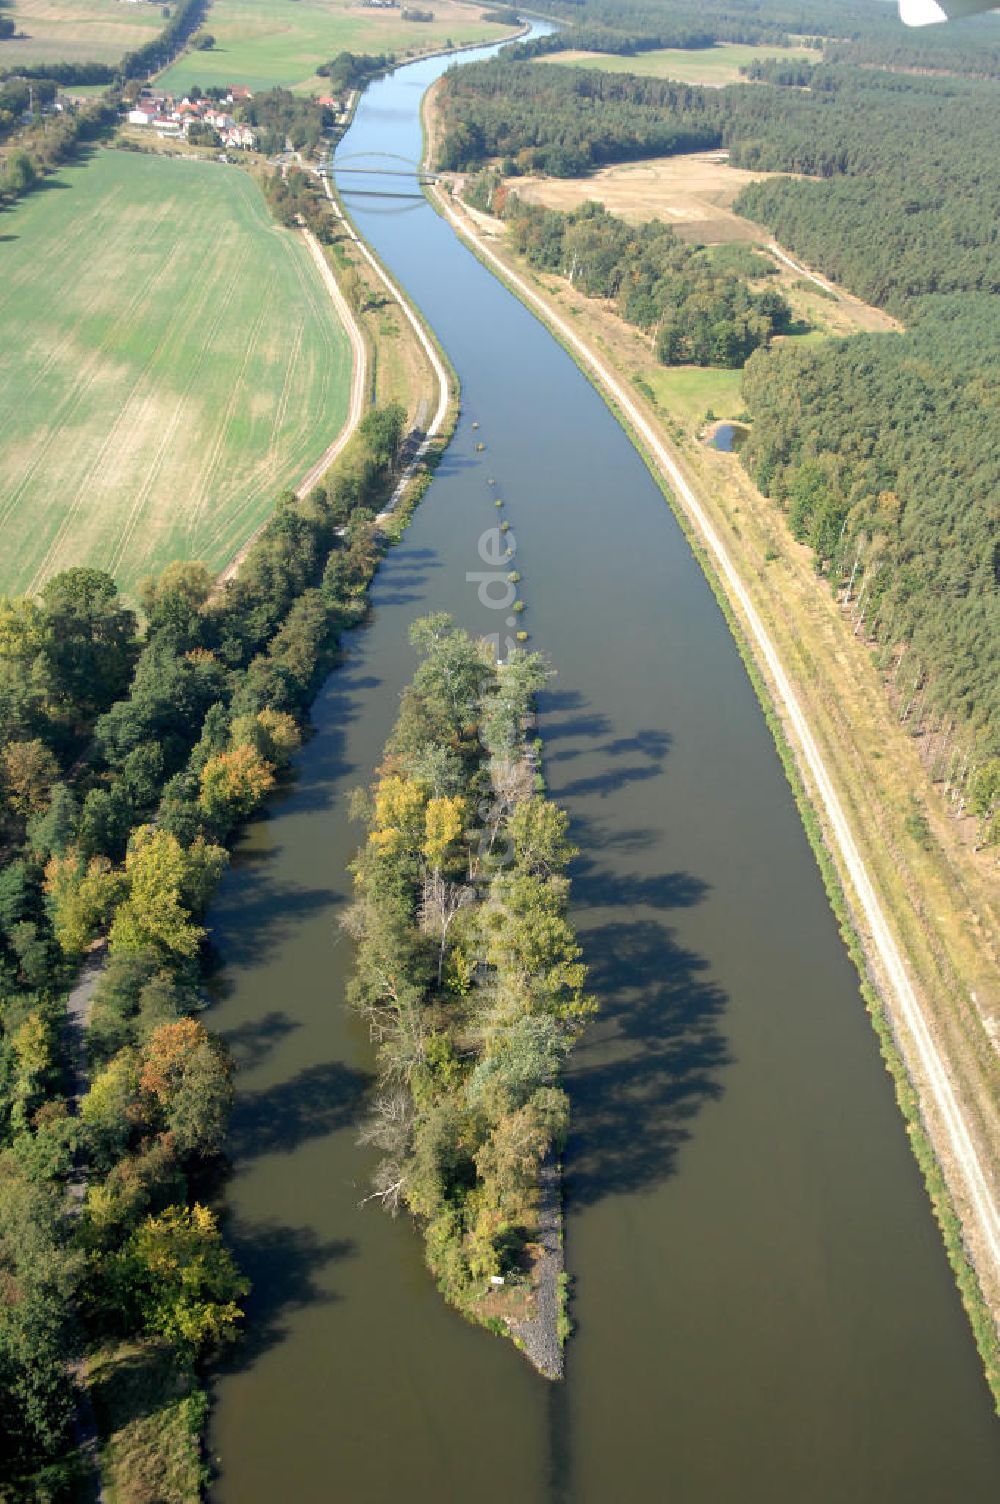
[
  {"left": 0, "top": 409, "right": 403, "bottom": 1494},
  {"left": 345, "top": 614, "right": 594, "bottom": 1375}
]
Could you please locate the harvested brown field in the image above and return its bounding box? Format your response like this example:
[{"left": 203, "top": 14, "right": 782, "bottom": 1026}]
[{"left": 508, "top": 151, "right": 779, "bottom": 242}]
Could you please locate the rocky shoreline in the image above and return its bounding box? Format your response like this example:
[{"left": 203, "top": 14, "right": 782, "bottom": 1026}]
[{"left": 509, "top": 1158, "right": 564, "bottom": 1381}]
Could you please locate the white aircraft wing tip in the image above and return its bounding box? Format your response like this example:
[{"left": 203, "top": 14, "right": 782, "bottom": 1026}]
[{"left": 899, "top": 0, "right": 950, "bottom": 24}]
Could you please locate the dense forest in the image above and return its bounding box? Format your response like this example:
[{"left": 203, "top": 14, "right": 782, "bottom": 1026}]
[
  {"left": 437, "top": 10, "right": 1000, "bottom": 838},
  {"left": 437, "top": 62, "right": 723, "bottom": 176},
  {"left": 0, "top": 406, "right": 406, "bottom": 1492},
  {"left": 535, "top": 0, "right": 1000, "bottom": 77},
  {"left": 497, "top": 194, "right": 791, "bottom": 366},
  {"left": 347, "top": 615, "right": 591, "bottom": 1338},
  {"left": 513, "top": 1, "right": 802, "bottom": 56},
  {"left": 437, "top": 59, "right": 1000, "bottom": 311},
  {"left": 741, "top": 301, "right": 1000, "bottom": 817}
]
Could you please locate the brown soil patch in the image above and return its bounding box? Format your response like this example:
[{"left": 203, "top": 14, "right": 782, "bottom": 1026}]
[{"left": 508, "top": 151, "right": 783, "bottom": 243}]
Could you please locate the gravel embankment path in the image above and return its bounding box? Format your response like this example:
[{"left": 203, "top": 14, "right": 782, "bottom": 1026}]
[{"left": 510, "top": 1159, "right": 564, "bottom": 1381}]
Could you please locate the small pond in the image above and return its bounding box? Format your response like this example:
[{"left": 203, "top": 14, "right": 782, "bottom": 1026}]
[{"left": 708, "top": 421, "right": 748, "bottom": 452}]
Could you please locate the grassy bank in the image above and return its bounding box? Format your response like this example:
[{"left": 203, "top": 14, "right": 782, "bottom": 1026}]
[{"left": 88, "top": 1342, "right": 207, "bottom": 1504}]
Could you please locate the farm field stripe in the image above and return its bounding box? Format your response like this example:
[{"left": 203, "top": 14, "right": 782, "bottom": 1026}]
[
  {"left": 184, "top": 296, "right": 273, "bottom": 547},
  {"left": 24, "top": 236, "right": 232, "bottom": 592},
  {"left": 0, "top": 151, "right": 352, "bottom": 597}
]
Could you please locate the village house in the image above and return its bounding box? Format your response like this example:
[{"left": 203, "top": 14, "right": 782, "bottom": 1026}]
[
  {"left": 221, "top": 125, "right": 257, "bottom": 149},
  {"left": 123, "top": 88, "right": 256, "bottom": 149}
]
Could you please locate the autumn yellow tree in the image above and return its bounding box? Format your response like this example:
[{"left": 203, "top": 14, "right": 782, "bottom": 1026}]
[
  {"left": 230, "top": 708, "right": 302, "bottom": 768},
  {"left": 117, "top": 1204, "right": 248, "bottom": 1358},
  {"left": 140, "top": 1017, "right": 232, "bottom": 1159},
  {"left": 369, "top": 774, "right": 427, "bottom": 857},
  {"left": 423, "top": 795, "right": 466, "bottom": 872},
  {"left": 2, "top": 739, "right": 59, "bottom": 818},
  {"left": 81, "top": 1049, "right": 144, "bottom": 1170},
  {"left": 109, "top": 827, "right": 227, "bottom": 960},
  {"left": 44, "top": 848, "right": 123, "bottom": 957},
  {"left": 198, "top": 744, "right": 275, "bottom": 828}
]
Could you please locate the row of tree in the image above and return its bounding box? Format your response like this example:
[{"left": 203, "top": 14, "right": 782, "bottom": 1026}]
[
  {"left": 347, "top": 616, "right": 593, "bottom": 1320},
  {"left": 0, "top": 95, "right": 115, "bottom": 211},
  {"left": 497, "top": 194, "right": 791, "bottom": 367},
  {"left": 0, "top": 407, "right": 405, "bottom": 1488},
  {"left": 119, "top": 0, "right": 209, "bottom": 82},
  {"left": 261, "top": 163, "right": 337, "bottom": 241}
]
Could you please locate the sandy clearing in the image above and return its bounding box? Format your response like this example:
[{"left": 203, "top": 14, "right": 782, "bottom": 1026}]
[{"left": 508, "top": 152, "right": 783, "bottom": 241}]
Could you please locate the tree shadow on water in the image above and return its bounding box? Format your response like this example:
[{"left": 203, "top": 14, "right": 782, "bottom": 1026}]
[
  {"left": 221, "top": 1010, "right": 301, "bottom": 1072},
  {"left": 215, "top": 1218, "right": 357, "bottom": 1370},
  {"left": 538, "top": 689, "right": 674, "bottom": 793},
  {"left": 373, "top": 547, "right": 442, "bottom": 608},
  {"left": 566, "top": 914, "right": 730, "bottom": 1208},
  {"left": 290, "top": 669, "right": 383, "bottom": 814},
  {"left": 557, "top": 761, "right": 663, "bottom": 800},
  {"left": 541, "top": 716, "right": 613, "bottom": 761},
  {"left": 226, "top": 1060, "right": 371, "bottom": 1162},
  {"left": 568, "top": 831, "right": 709, "bottom": 911},
  {"left": 207, "top": 867, "right": 340, "bottom": 974}
]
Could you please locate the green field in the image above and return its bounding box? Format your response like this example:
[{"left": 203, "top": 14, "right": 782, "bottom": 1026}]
[
  {"left": 538, "top": 41, "right": 815, "bottom": 87},
  {"left": 157, "top": 0, "right": 513, "bottom": 95},
  {"left": 643, "top": 365, "right": 745, "bottom": 425},
  {"left": 0, "top": 148, "right": 351, "bottom": 600},
  {"left": 0, "top": 0, "right": 162, "bottom": 69}
]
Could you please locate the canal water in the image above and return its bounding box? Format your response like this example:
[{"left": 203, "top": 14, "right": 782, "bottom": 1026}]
[{"left": 206, "top": 34, "right": 1000, "bottom": 1503}]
